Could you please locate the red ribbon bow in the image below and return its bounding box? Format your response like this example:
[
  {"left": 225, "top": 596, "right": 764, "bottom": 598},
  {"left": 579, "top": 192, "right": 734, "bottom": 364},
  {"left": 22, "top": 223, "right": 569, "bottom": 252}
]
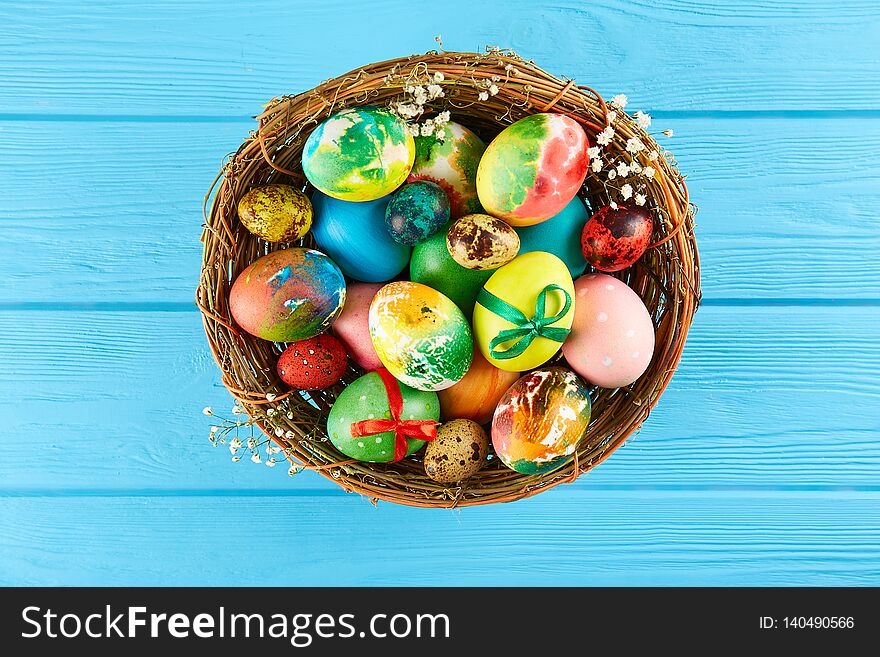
[{"left": 349, "top": 368, "right": 439, "bottom": 462}]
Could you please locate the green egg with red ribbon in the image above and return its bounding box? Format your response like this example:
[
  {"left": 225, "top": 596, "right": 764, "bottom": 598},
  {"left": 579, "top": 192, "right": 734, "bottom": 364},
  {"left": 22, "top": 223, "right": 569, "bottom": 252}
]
[
  {"left": 327, "top": 369, "right": 440, "bottom": 463},
  {"left": 473, "top": 251, "right": 575, "bottom": 372}
]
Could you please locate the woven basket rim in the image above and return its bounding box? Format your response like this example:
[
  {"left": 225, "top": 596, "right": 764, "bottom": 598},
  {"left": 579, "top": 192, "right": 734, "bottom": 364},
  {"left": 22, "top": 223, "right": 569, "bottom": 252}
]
[{"left": 197, "top": 49, "right": 701, "bottom": 508}]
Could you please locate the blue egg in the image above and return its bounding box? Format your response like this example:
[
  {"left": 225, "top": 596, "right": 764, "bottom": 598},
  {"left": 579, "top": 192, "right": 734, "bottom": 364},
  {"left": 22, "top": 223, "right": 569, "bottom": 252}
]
[
  {"left": 515, "top": 195, "right": 590, "bottom": 277},
  {"left": 311, "top": 192, "right": 412, "bottom": 282}
]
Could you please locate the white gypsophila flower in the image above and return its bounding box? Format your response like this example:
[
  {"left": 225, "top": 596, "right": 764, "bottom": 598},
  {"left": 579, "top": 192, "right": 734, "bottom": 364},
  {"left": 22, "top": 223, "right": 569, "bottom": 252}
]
[
  {"left": 251, "top": 452, "right": 262, "bottom": 464},
  {"left": 596, "top": 126, "right": 615, "bottom": 146},
  {"left": 396, "top": 103, "right": 420, "bottom": 119},
  {"left": 635, "top": 193, "right": 647, "bottom": 206},
  {"left": 433, "top": 71, "right": 444, "bottom": 83},
  {"left": 591, "top": 158, "right": 603, "bottom": 173},
  {"left": 616, "top": 162, "right": 630, "bottom": 177},
  {"left": 265, "top": 393, "right": 277, "bottom": 402},
  {"left": 609, "top": 201, "right": 619, "bottom": 210},
  {"left": 435, "top": 129, "right": 446, "bottom": 140},
  {"left": 247, "top": 437, "right": 256, "bottom": 449},
  {"left": 634, "top": 111, "right": 651, "bottom": 128},
  {"left": 274, "top": 427, "right": 284, "bottom": 437},
  {"left": 436, "top": 110, "right": 451, "bottom": 124},
  {"left": 266, "top": 458, "right": 277, "bottom": 468},
  {"left": 202, "top": 406, "right": 213, "bottom": 416},
  {"left": 606, "top": 110, "right": 617, "bottom": 124},
  {"left": 285, "top": 430, "right": 295, "bottom": 439},
  {"left": 420, "top": 123, "right": 434, "bottom": 137},
  {"left": 266, "top": 408, "right": 276, "bottom": 417},
  {"left": 231, "top": 437, "right": 243, "bottom": 448},
  {"left": 288, "top": 466, "right": 299, "bottom": 476},
  {"left": 648, "top": 150, "right": 659, "bottom": 161},
  {"left": 610, "top": 94, "right": 628, "bottom": 109},
  {"left": 427, "top": 84, "right": 444, "bottom": 99},
  {"left": 231, "top": 405, "right": 242, "bottom": 415},
  {"left": 587, "top": 146, "right": 600, "bottom": 159},
  {"left": 621, "top": 183, "right": 633, "bottom": 200},
  {"left": 232, "top": 455, "right": 241, "bottom": 462},
  {"left": 267, "top": 446, "right": 281, "bottom": 455},
  {"left": 478, "top": 91, "right": 489, "bottom": 101},
  {"left": 229, "top": 444, "right": 239, "bottom": 455},
  {"left": 630, "top": 161, "right": 643, "bottom": 174},
  {"left": 286, "top": 412, "right": 294, "bottom": 420},
  {"left": 405, "top": 123, "right": 420, "bottom": 137},
  {"left": 607, "top": 169, "right": 617, "bottom": 180},
  {"left": 211, "top": 425, "right": 221, "bottom": 434},
  {"left": 626, "top": 137, "right": 646, "bottom": 153},
  {"left": 489, "top": 84, "right": 499, "bottom": 96},
  {"left": 642, "top": 166, "right": 655, "bottom": 178},
  {"left": 663, "top": 129, "right": 674, "bottom": 137}
]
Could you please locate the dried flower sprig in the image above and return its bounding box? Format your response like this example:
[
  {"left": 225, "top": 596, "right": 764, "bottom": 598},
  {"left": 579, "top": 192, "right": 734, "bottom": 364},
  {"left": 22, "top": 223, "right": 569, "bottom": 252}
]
[
  {"left": 203, "top": 402, "right": 301, "bottom": 477},
  {"left": 587, "top": 93, "right": 676, "bottom": 208}
]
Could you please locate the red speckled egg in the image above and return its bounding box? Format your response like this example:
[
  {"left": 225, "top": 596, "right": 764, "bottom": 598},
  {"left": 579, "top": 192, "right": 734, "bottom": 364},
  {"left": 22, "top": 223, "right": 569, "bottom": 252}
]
[
  {"left": 277, "top": 334, "right": 348, "bottom": 391},
  {"left": 580, "top": 205, "right": 653, "bottom": 272}
]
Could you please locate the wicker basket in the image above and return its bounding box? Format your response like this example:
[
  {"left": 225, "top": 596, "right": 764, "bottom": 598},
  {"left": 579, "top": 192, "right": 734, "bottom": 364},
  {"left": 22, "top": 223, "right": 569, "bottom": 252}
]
[{"left": 197, "top": 49, "right": 700, "bottom": 508}]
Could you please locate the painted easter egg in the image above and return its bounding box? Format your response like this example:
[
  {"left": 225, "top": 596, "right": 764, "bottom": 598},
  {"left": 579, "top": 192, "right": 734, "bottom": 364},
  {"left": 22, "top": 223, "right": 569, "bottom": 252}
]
[
  {"left": 516, "top": 195, "right": 590, "bottom": 277},
  {"left": 446, "top": 213, "right": 520, "bottom": 271},
  {"left": 327, "top": 370, "right": 439, "bottom": 463},
  {"left": 384, "top": 181, "right": 450, "bottom": 245},
  {"left": 237, "top": 184, "right": 312, "bottom": 243},
  {"left": 492, "top": 368, "right": 592, "bottom": 475},
  {"left": 408, "top": 122, "right": 486, "bottom": 219},
  {"left": 229, "top": 248, "right": 345, "bottom": 342},
  {"left": 369, "top": 281, "right": 473, "bottom": 391},
  {"left": 473, "top": 251, "right": 575, "bottom": 372},
  {"left": 409, "top": 223, "right": 495, "bottom": 316},
  {"left": 562, "top": 273, "right": 655, "bottom": 388},
  {"left": 311, "top": 192, "right": 411, "bottom": 282},
  {"left": 277, "top": 334, "right": 347, "bottom": 391},
  {"left": 302, "top": 106, "right": 415, "bottom": 202},
  {"left": 476, "top": 113, "right": 589, "bottom": 226},
  {"left": 331, "top": 281, "right": 383, "bottom": 371},
  {"left": 581, "top": 205, "right": 653, "bottom": 272},
  {"left": 437, "top": 348, "right": 520, "bottom": 425},
  {"left": 423, "top": 419, "right": 489, "bottom": 483}
]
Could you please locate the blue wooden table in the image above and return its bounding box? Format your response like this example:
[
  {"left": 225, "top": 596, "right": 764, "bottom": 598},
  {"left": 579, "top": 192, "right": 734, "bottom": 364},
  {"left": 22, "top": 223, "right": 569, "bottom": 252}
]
[{"left": 1, "top": 0, "right": 878, "bottom": 586}]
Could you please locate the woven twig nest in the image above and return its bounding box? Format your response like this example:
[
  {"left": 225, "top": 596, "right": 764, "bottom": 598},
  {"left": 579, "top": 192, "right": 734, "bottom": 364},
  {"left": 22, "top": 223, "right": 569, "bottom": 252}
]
[{"left": 197, "top": 49, "right": 700, "bottom": 508}]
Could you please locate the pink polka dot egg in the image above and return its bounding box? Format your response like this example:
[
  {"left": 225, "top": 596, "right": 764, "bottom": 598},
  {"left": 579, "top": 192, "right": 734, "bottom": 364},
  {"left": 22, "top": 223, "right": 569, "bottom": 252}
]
[{"left": 562, "top": 273, "right": 655, "bottom": 388}]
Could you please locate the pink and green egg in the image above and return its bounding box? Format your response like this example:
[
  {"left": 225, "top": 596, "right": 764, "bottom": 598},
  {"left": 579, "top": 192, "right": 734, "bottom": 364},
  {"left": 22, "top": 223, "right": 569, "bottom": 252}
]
[
  {"left": 229, "top": 248, "right": 345, "bottom": 342},
  {"left": 302, "top": 106, "right": 415, "bottom": 202},
  {"left": 407, "top": 122, "right": 486, "bottom": 219},
  {"left": 476, "top": 113, "right": 589, "bottom": 227}
]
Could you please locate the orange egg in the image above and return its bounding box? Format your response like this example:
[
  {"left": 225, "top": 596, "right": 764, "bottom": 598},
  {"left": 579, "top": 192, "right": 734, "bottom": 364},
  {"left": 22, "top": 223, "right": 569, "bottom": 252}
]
[{"left": 438, "top": 349, "right": 520, "bottom": 425}]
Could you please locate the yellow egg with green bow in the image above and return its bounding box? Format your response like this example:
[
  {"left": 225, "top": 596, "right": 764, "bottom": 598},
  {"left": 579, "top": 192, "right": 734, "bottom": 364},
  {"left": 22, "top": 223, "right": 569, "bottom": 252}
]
[
  {"left": 473, "top": 251, "right": 575, "bottom": 372},
  {"left": 369, "top": 281, "right": 473, "bottom": 391}
]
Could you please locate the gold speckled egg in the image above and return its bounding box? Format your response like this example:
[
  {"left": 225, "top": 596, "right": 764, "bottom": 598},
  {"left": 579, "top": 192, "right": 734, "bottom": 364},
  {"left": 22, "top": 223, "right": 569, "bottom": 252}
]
[
  {"left": 446, "top": 213, "right": 520, "bottom": 270},
  {"left": 423, "top": 419, "right": 489, "bottom": 483},
  {"left": 237, "top": 184, "right": 313, "bottom": 243}
]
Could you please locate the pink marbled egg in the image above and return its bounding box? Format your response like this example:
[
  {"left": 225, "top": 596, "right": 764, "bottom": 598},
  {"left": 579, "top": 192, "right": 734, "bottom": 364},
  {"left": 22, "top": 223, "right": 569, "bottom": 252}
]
[
  {"left": 562, "top": 273, "right": 655, "bottom": 388},
  {"left": 331, "top": 282, "right": 382, "bottom": 371}
]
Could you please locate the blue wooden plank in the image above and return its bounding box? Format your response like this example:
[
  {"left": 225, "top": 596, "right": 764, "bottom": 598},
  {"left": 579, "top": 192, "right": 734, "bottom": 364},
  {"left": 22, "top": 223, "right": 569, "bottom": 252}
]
[
  {"left": 1, "top": 491, "right": 878, "bottom": 586},
  {"left": 2, "top": 117, "right": 879, "bottom": 303},
  {"left": 0, "top": 0, "right": 877, "bottom": 115},
  {"left": 1, "top": 306, "right": 878, "bottom": 493}
]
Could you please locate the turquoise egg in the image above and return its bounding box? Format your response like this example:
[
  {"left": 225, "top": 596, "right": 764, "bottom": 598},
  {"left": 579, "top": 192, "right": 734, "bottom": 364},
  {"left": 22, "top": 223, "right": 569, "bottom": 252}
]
[
  {"left": 384, "top": 181, "right": 450, "bottom": 245},
  {"left": 515, "top": 195, "right": 590, "bottom": 277},
  {"left": 311, "top": 192, "right": 411, "bottom": 282}
]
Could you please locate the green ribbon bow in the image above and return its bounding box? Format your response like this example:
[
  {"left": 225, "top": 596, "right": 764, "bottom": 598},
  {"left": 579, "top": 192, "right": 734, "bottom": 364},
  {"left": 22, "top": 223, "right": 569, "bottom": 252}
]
[{"left": 476, "top": 284, "right": 573, "bottom": 360}]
